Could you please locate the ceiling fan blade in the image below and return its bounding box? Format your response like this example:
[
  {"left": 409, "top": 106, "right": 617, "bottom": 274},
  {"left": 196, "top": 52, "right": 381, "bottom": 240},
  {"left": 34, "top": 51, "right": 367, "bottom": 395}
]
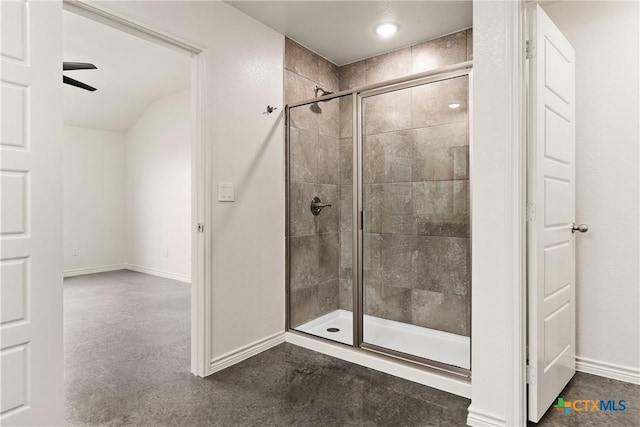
[
  {"left": 63, "top": 75, "right": 97, "bottom": 92},
  {"left": 63, "top": 62, "right": 97, "bottom": 71}
]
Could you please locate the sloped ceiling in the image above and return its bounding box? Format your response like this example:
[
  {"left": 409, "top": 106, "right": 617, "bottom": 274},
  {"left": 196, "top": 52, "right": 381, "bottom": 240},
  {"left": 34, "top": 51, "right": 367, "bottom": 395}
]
[{"left": 63, "top": 10, "right": 191, "bottom": 133}]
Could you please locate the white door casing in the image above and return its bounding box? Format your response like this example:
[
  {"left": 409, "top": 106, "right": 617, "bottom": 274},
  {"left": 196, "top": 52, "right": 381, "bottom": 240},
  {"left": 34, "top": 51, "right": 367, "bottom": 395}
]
[
  {"left": 1, "top": 0, "right": 64, "bottom": 425},
  {"left": 527, "top": 4, "right": 576, "bottom": 423}
]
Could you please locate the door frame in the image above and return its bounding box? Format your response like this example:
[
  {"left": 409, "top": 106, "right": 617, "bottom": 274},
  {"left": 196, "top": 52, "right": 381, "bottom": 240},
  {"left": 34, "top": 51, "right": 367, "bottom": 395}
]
[
  {"left": 62, "top": 0, "right": 212, "bottom": 377},
  {"left": 466, "top": 2, "right": 528, "bottom": 426}
]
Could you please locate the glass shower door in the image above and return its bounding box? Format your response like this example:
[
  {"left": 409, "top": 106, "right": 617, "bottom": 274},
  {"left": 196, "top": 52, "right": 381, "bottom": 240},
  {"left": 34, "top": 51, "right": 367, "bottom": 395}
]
[
  {"left": 360, "top": 74, "right": 471, "bottom": 370},
  {"left": 287, "top": 94, "right": 353, "bottom": 345}
]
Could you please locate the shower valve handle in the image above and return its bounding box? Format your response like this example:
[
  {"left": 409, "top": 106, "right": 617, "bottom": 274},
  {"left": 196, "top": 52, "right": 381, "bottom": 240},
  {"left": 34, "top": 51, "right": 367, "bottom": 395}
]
[{"left": 310, "top": 197, "right": 332, "bottom": 216}]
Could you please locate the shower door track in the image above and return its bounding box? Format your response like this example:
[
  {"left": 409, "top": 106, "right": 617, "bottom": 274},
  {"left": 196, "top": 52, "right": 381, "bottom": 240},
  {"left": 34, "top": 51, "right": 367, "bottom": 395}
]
[{"left": 285, "top": 61, "right": 473, "bottom": 379}]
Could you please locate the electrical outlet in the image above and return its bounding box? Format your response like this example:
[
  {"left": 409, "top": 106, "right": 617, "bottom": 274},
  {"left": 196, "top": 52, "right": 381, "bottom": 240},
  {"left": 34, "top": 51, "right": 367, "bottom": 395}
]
[
  {"left": 72, "top": 248, "right": 79, "bottom": 256},
  {"left": 164, "top": 248, "right": 169, "bottom": 257}
]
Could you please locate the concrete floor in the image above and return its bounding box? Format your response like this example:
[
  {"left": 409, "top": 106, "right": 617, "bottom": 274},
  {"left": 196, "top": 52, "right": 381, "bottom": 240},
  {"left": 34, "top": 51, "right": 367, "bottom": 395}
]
[{"left": 64, "top": 270, "right": 639, "bottom": 426}]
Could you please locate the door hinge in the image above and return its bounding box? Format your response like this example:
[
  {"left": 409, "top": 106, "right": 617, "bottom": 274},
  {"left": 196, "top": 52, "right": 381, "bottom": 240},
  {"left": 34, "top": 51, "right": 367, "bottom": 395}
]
[
  {"left": 526, "top": 365, "right": 537, "bottom": 385},
  {"left": 526, "top": 40, "right": 536, "bottom": 59},
  {"left": 197, "top": 223, "right": 204, "bottom": 233},
  {"left": 526, "top": 202, "right": 536, "bottom": 221}
]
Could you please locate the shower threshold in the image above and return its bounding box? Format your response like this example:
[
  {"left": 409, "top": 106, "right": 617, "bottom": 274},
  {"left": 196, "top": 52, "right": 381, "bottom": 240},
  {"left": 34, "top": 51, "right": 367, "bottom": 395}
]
[{"left": 296, "top": 309, "right": 470, "bottom": 370}]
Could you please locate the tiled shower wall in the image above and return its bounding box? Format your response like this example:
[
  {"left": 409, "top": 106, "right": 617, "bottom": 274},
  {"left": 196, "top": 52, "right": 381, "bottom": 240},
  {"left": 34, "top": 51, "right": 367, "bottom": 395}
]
[
  {"left": 286, "top": 39, "right": 341, "bottom": 327},
  {"left": 287, "top": 29, "right": 472, "bottom": 335}
]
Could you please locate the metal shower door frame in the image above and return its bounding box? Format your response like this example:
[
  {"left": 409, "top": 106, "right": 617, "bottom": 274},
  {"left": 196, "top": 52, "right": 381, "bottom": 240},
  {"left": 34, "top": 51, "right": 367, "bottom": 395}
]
[
  {"left": 356, "top": 68, "right": 473, "bottom": 377},
  {"left": 285, "top": 62, "right": 473, "bottom": 378}
]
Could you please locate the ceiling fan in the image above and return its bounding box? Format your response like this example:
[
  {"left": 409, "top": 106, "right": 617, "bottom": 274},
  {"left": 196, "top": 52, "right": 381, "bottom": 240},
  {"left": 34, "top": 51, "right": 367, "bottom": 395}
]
[{"left": 63, "top": 62, "right": 97, "bottom": 92}]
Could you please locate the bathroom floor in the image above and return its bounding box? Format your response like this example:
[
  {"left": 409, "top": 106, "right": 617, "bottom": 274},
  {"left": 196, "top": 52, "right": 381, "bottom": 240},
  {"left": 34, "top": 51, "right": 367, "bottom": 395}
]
[{"left": 64, "top": 270, "right": 639, "bottom": 426}]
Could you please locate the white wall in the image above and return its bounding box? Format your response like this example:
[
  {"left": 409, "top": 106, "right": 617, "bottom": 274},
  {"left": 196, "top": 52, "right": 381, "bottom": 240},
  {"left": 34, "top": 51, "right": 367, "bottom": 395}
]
[
  {"left": 543, "top": 1, "right": 640, "bottom": 383},
  {"left": 99, "top": 1, "right": 286, "bottom": 369},
  {"left": 63, "top": 91, "right": 190, "bottom": 280},
  {"left": 125, "top": 90, "right": 191, "bottom": 282},
  {"left": 63, "top": 125, "right": 126, "bottom": 274}
]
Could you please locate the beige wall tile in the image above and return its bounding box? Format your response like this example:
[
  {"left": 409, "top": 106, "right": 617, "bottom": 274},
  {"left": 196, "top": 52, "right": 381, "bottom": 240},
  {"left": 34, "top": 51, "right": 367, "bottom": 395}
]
[
  {"left": 416, "top": 236, "right": 469, "bottom": 296},
  {"left": 340, "top": 230, "right": 352, "bottom": 274},
  {"left": 290, "top": 182, "right": 316, "bottom": 236},
  {"left": 339, "top": 278, "right": 353, "bottom": 311},
  {"left": 411, "top": 30, "right": 467, "bottom": 74},
  {"left": 339, "top": 96, "right": 353, "bottom": 138},
  {"left": 363, "top": 130, "right": 414, "bottom": 184},
  {"left": 365, "top": 47, "right": 412, "bottom": 85},
  {"left": 363, "top": 184, "right": 382, "bottom": 233},
  {"left": 317, "top": 135, "right": 340, "bottom": 184},
  {"left": 285, "top": 38, "right": 319, "bottom": 82},
  {"left": 364, "top": 283, "right": 412, "bottom": 323},
  {"left": 318, "top": 279, "right": 340, "bottom": 316},
  {"left": 380, "top": 234, "right": 417, "bottom": 289},
  {"left": 290, "top": 127, "right": 318, "bottom": 183},
  {"left": 339, "top": 60, "right": 366, "bottom": 91},
  {"left": 363, "top": 89, "right": 412, "bottom": 135},
  {"left": 291, "top": 286, "right": 319, "bottom": 328},
  {"left": 318, "top": 57, "right": 340, "bottom": 92},
  {"left": 411, "top": 289, "right": 469, "bottom": 336},
  {"left": 288, "top": 102, "right": 319, "bottom": 133},
  {"left": 379, "top": 183, "right": 414, "bottom": 235},
  {"left": 339, "top": 137, "right": 353, "bottom": 185},
  {"left": 290, "top": 235, "right": 319, "bottom": 291},
  {"left": 415, "top": 217, "right": 468, "bottom": 238},
  {"left": 340, "top": 185, "right": 352, "bottom": 232},
  {"left": 318, "top": 232, "right": 340, "bottom": 282},
  {"left": 411, "top": 76, "right": 468, "bottom": 128},
  {"left": 363, "top": 232, "right": 383, "bottom": 284},
  {"left": 318, "top": 97, "right": 340, "bottom": 138},
  {"left": 285, "top": 69, "right": 317, "bottom": 106}
]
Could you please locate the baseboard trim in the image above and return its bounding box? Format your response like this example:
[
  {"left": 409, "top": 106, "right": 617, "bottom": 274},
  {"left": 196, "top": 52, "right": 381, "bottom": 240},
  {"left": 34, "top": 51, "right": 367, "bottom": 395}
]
[
  {"left": 64, "top": 264, "right": 125, "bottom": 277},
  {"left": 125, "top": 264, "right": 190, "bottom": 283},
  {"left": 576, "top": 356, "right": 640, "bottom": 385},
  {"left": 466, "top": 407, "right": 507, "bottom": 427},
  {"left": 209, "top": 332, "right": 286, "bottom": 375},
  {"left": 285, "top": 331, "right": 471, "bottom": 398}
]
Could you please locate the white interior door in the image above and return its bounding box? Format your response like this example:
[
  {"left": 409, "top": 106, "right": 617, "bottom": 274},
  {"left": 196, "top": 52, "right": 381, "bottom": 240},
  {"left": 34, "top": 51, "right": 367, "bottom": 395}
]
[
  {"left": 527, "top": 4, "right": 576, "bottom": 423},
  {"left": 1, "top": 0, "right": 64, "bottom": 424}
]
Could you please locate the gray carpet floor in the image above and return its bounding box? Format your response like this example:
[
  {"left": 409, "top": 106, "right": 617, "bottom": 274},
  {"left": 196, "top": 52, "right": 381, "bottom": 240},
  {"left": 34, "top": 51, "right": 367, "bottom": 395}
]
[{"left": 64, "top": 270, "right": 639, "bottom": 426}]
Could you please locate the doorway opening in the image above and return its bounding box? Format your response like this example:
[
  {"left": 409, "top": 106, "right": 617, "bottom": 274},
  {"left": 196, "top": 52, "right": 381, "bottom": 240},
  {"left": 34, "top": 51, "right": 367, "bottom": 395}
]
[{"left": 61, "top": 2, "right": 208, "bottom": 422}]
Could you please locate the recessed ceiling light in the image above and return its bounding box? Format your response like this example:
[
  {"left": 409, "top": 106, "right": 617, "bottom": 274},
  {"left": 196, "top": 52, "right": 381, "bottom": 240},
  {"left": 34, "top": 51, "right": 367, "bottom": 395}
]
[
  {"left": 376, "top": 23, "right": 398, "bottom": 38},
  {"left": 448, "top": 103, "right": 461, "bottom": 109}
]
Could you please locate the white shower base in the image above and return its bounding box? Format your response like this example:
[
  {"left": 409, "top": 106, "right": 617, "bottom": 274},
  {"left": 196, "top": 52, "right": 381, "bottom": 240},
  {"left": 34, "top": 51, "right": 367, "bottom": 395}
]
[{"left": 296, "top": 309, "right": 470, "bottom": 370}]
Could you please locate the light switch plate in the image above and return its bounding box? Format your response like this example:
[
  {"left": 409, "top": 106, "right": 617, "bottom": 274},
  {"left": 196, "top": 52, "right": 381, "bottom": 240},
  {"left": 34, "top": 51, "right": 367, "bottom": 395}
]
[{"left": 218, "top": 182, "right": 234, "bottom": 202}]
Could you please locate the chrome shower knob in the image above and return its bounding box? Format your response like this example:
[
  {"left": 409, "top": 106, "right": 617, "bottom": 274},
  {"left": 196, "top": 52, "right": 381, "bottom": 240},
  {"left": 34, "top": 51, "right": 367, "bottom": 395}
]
[{"left": 571, "top": 223, "right": 589, "bottom": 233}]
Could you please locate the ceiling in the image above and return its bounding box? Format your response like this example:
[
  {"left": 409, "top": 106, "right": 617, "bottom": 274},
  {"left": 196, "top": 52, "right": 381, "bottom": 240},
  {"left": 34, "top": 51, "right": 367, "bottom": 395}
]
[
  {"left": 225, "top": 1, "right": 472, "bottom": 66},
  {"left": 63, "top": 10, "right": 191, "bottom": 133}
]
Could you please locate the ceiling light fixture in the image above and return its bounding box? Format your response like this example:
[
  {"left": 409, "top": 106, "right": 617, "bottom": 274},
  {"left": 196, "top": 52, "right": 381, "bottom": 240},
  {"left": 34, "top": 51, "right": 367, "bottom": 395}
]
[
  {"left": 375, "top": 23, "right": 398, "bottom": 38},
  {"left": 448, "top": 103, "right": 461, "bottom": 109}
]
